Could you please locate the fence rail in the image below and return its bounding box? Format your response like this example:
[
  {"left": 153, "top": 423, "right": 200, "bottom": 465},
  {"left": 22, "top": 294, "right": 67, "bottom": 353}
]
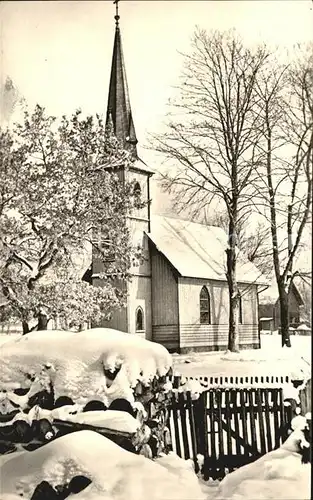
[{"left": 184, "top": 374, "right": 290, "bottom": 387}]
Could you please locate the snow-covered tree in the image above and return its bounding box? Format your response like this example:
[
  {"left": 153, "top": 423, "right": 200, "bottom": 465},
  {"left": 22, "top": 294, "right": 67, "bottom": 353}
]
[
  {"left": 150, "top": 29, "right": 269, "bottom": 352},
  {"left": 252, "top": 45, "right": 312, "bottom": 347},
  {"left": 0, "top": 105, "right": 142, "bottom": 333}
]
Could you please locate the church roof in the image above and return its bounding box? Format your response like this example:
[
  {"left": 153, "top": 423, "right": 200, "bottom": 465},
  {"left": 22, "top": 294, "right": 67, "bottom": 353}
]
[
  {"left": 258, "top": 280, "right": 304, "bottom": 305},
  {"left": 147, "top": 215, "right": 268, "bottom": 285},
  {"left": 131, "top": 157, "right": 154, "bottom": 175},
  {"left": 106, "top": 16, "right": 138, "bottom": 155}
]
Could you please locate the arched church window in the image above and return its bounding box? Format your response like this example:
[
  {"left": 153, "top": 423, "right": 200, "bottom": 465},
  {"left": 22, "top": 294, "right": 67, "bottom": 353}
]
[
  {"left": 200, "top": 286, "right": 211, "bottom": 324},
  {"left": 133, "top": 181, "right": 141, "bottom": 197},
  {"left": 136, "top": 306, "right": 144, "bottom": 331}
]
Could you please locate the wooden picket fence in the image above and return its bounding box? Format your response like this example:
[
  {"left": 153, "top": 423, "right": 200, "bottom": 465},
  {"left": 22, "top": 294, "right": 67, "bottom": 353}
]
[
  {"left": 299, "top": 378, "right": 311, "bottom": 415},
  {"left": 185, "top": 374, "right": 290, "bottom": 387},
  {"left": 167, "top": 383, "right": 293, "bottom": 479}
]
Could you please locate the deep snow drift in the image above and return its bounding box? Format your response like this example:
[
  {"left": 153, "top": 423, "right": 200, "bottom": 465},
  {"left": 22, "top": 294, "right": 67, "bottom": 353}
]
[
  {"left": 0, "top": 329, "right": 310, "bottom": 500},
  {"left": 0, "top": 424, "right": 310, "bottom": 500},
  {"left": 0, "top": 430, "right": 207, "bottom": 500},
  {"left": 214, "top": 418, "right": 311, "bottom": 500},
  {"left": 0, "top": 328, "right": 172, "bottom": 406}
]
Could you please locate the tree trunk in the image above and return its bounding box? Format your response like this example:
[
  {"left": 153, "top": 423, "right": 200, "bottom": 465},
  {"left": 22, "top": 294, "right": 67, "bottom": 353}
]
[
  {"left": 38, "top": 313, "right": 49, "bottom": 330},
  {"left": 228, "top": 292, "right": 239, "bottom": 352},
  {"left": 278, "top": 283, "right": 291, "bottom": 348},
  {"left": 22, "top": 321, "right": 30, "bottom": 335},
  {"left": 226, "top": 240, "right": 240, "bottom": 352}
]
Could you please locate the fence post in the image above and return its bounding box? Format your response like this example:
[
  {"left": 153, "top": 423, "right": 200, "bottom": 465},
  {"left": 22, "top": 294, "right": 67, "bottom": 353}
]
[
  {"left": 193, "top": 392, "right": 208, "bottom": 457},
  {"left": 299, "top": 379, "right": 311, "bottom": 415}
]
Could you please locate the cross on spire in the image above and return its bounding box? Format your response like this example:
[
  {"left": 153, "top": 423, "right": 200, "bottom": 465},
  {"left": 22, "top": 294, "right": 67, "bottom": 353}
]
[{"left": 113, "top": 0, "right": 120, "bottom": 26}]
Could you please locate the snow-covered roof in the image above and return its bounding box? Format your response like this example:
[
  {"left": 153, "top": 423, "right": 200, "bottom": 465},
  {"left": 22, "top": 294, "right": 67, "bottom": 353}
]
[
  {"left": 259, "top": 280, "right": 304, "bottom": 305},
  {"left": 131, "top": 157, "right": 154, "bottom": 175},
  {"left": 258, "top": 282, "right": 279, "bottom": 305},
  {"left": 147, "top": 215, "right": 268, "bottom": 285},
  {"left": 297, "top": 324, "right": 310, "bottom": 331}
]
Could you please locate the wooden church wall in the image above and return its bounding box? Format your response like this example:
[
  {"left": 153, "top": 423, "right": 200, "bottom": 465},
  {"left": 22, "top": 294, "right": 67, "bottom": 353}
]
[
  {"left": 150, "top": 244, "right": 179, "bottom": 351},
  {"left": 178, "top": 278, "right": 259, "bottom": 352}
]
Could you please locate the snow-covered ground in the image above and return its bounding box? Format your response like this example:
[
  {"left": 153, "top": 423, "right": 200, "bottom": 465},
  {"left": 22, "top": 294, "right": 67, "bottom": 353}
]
[
  {"left": 173, "top": 334, "right": 311, "bottom": 381},
  {"left": 0, "top": 329, "right": 311, "bottom": 500},
  {"left": 0, "top": 424, "right": 310, "bottom": 500},
  {"left": 0, "top": 333, "right": 20, "bottom": 346}
]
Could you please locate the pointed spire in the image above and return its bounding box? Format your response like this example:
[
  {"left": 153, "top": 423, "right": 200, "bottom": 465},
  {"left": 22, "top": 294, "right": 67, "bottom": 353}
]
[{"left": 106, "top": 1, "right": 138, "bottom": 156}]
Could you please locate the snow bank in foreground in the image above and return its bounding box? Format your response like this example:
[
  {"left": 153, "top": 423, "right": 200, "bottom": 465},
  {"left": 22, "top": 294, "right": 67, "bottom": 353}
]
[
  {"left": 0, "top": 426, "right": 310, "bottom": 500},
  {"left": 0, "top": 328, "right": 172, "bottom": 405},
  {"left": 214, "top": 428, "right": 311, "bottom": 500},
  {"left": 1, "top": 430, "right": 206, "bottom": 500}
]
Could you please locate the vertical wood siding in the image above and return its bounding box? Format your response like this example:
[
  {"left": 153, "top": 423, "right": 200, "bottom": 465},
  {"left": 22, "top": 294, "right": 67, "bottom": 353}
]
[
  {"left": 150, "top": 245, "right": 179, "bottom": 350},
  {"left": 150, "top": 246, "right": 179, "bottom": 326}
]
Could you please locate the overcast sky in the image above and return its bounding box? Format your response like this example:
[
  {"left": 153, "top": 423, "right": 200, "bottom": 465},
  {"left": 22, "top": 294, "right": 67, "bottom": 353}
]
[
  {"left": 1, "top": 1, "right": 313, "bottom": 143},
  {"left": 1, "top": 0, "right": 313, "bottom": 225}
]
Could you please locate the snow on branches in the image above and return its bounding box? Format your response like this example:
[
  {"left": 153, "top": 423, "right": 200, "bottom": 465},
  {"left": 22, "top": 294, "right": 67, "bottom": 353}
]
[{"left": 0, "top": 107, "right": 144, "bottom": 332}]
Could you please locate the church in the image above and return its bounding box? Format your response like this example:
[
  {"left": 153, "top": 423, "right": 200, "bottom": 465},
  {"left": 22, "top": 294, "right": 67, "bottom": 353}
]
[{"left": 92, "top": 6, "right": 268, "bottom": 353}]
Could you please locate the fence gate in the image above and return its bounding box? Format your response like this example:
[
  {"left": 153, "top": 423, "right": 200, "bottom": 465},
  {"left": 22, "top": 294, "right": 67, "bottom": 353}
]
[{"left": 168, "top": 387, "right": 292, "bottom": 480}]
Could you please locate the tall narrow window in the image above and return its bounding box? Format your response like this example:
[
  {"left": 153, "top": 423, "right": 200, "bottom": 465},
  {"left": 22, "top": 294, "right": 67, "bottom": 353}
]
[
  {"left": 136, "top": 306, "right": 144, "bottom": 331},
  {"left": 200, "top": 286, "right": 211, "bottom": 324},
  {"left": 238, "top": 294, "right": 243, "bottom": 324},
  {"left": 133, "top": 181, "right": 141, "bottom": 197}
]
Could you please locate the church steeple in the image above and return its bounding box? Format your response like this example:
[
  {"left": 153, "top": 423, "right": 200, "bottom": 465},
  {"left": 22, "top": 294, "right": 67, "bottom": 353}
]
[{"left": 106, "top": 0, "right": 138, "bottom": 156}]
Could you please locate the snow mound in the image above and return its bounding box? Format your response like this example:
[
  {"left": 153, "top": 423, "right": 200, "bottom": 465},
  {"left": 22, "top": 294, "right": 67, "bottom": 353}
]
[
  {"left": 0, "top": 406, "right": 141, "bottom": 434},
  {"left": 177, "top": 378, "right": 204, "bottom": 400},
  {"left": 214, "top": 429, "right": 311, "bottom": 500},
  {"left": 58, "top": 409, "right": 141, "bottom": 433},
  {"left": 0, "top": 328, "right": 172, "bottom": 405},
  {"left": 1, "top": 430, "right": 206, "bottom": 500}
]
